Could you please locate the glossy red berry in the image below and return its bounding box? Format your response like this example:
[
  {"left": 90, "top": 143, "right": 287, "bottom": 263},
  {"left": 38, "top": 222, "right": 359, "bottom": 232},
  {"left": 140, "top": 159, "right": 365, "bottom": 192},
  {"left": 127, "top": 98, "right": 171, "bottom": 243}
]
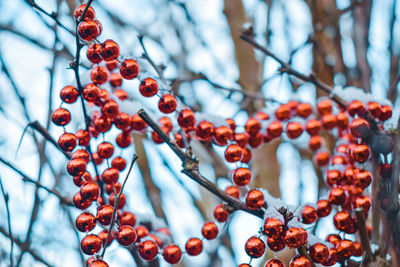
[
  {"left": 196, "top": 121, "right": 214, "bottom": 142},
  {"left": 296, "top": 103, "right": 313, "bottom": 118},
  {"left": 52, "top": 108, "right": 71, "bottom": 126},
  {"left": 131, "top": 113, "right": 147, "bottom": 131},
  {"left": 91, "top": 66, "right": 109, "bottom": 85},
  {"left": 119, "top": 59, "right": 139, "bottom": 79},
  {"left": 333, "top": 211, "right": 354, "bottom": 232},
  {"left": 138, "top": 240, "right": 158, "bottom": 261},
  {"left": 102, "top": 167, "right": 119, "bottom": 184},
  {"left": 380, "top": 105, "right": 392, "bottom": 121},
  {"left": 224, "top": 144, "right": 243, "bottom": 163},
  {"left": 73, "top": 192, "right": 92, "bottom": 210},
  {"left": 162, "top": 244, "right": 182, "bottom": 264},
  {"left": 283, "top": 227, "right": 307, "bottom": 248},
  {"left": 309, "top": 243, "right": 329, "bottom": 263},
  {"left": 67, "top": 158, "right": 86, "bottom": 176},
  {"left": 301, "top": 205, "right": 317, "bottom": 224},
  {"left": 265, "top": 258, "right": 285, "bottom": 267},
  {"left": 245, "top": 236, "right": 265, "bottom": 258},
  {"left": 117, "top": 225, "right": 137, "bottom": 246},
  {"left": 286, "top": 122, "right": 304, "bottom": 139},
  {"left": 245, "top": 117, "right": 261, "bottom": 135},
  {"left": 233, "top": 168, "right": 252, "bottom": 186},
  {"left": 87, "top": 44, "right": 102, "bottom": 64},
  {"left": 213, "top": 204, "right": 229, "bottom": 222},
  {"left": 177, "top": 109, "right": 196, "bottom": 129},
  {"left": 58, "top": 133, "right": 77, "bottom": 152},
  {"left": 317, "top": 200, "right": 332, "bottom": 217},
  {"left": 81, "top": 234, "right": 102, "bottom": 255},
  {"left": 263, "top": 218, "right": 284, "bottom": 239},
  {"left": 60, "top": 85, "right": 79, "bottom": 103},
  {"left": 97, "top": 142, "right": 114, "bottom": 159},
  {"left": 275, "top": 104, "right": 291, "bottom": 121},
  {"left": 185, "top": 237, "right": 203, "bottom": 256},
  {"left": 267, "top": 237, "right": 285, "bottom": 251},
  {"left": 246, "top": 190, "right": 265, "bottom": 209},
  {"left": 317, "top": 99, "right": 332, "bottom": 115},
  {"left": 83, "top": 83, "right": 101, "bottom": 102},
  {"left": 305, "top": 119, "right": 321, "bottom": 136},
  {"left": 111, "top": 156, "right": 127, "bottom": 171},
  {"left": 80, "top": 182, "right": 100, "bottom": 202},
  {"left": 349, "top": 118, "right": 370, "bottom": 138},
  {"left": 78, "top": 20, "right": 99, "bottom": 41},
  {"left": 89, "top": 260, "right": 109, "bottom": 267},
  {"left": 100, "top": 40, "right": 120, "bottom": 61},
  {"left": 351, "top": 144, "right": 370, "bottom": 163},
  {"left": 225, "top": 186, "right": 240, "bottom": 198},
  {"left": 347, "top": 100, "right": 366, "bottom": 117},
  {"left": 119, "top": 211, "right": 136, "bottom": 227},
  {"left": 290, "top": 255, "right": 312, "bottom": 267},
  {"left": 76, "top": 212, "right": 96, "bottom": 232},
  {"left": 74, "top": 4, "right": 95, "bottom": 20},
  {"left": 201, "top": 222, "right": 218, "bottom": 240},
  {"left": 158, "top": 94, "right": 177, "bottom": 113},
  {"left": 267, "top": 121, "right": 283, "bottom": 138},
  {"left": 96, "top": 204, "right": 113, "bottom": 226},
  {"left": 139, "top": 78, "right": 158, "bottom": 97}
]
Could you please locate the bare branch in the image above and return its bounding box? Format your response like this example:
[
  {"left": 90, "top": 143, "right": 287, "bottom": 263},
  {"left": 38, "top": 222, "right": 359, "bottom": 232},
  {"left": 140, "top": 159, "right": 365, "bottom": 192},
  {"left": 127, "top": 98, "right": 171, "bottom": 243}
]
[{"left": 0, "top": 175, "right": 14, "bottom": 267}]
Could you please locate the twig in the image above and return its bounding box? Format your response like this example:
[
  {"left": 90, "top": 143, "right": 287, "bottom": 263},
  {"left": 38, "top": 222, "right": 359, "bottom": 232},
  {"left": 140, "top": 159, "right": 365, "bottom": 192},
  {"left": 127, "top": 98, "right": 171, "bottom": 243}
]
[
  {"left": 23, "top": 121, "right": 72, "bottom": 159},
  {"left": 100, "top": 154, "right": 138, "bottom": 259},
  {"left": 0, "top": 156, "right": 72, "bottom": 206},
  {"left": 355, "top": 208, "right": 373, "bottom": 264},
  {"left": 0, "top": 175, "right": 14, "bottom": 267},
  {"left": 24, "top": 0, "right": 75, "bottom": 36},
  {"left": 0, "top": 226, "right": 52, "bottom": 267},
  {"left": 138, "top": 34, "right": 166, "bottom": 83},
  {"left": 239, "top": 31, "right": 347, "bottom": 108},
  {"left": 138, "top": 109, "right": 265, "bottom": 218}
]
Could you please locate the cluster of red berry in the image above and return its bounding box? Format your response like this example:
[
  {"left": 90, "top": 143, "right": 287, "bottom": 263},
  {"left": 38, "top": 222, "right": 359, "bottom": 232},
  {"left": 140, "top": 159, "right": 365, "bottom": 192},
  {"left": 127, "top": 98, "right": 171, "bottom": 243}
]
[{"left": 52, "top": 3, "right": 395, "bottom": 267}]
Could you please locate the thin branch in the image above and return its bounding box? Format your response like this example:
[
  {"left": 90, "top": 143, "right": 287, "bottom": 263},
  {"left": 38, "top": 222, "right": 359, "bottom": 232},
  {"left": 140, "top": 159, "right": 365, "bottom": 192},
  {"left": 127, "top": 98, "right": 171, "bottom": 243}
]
[
  {"left": 100, "top": 154, "right": 138, "bottom": 259},
  {"left": 239, "top": 31, "right": 347, "bottom": 108},
  {"left": 355, "top": 208, "right": 373, "bottom": 264},
  {"left": 0, "top": 156, "right": 72, "bottom": 206},
  {"left": 24, "top": 0, "right": 75, "bottom": 36},
  {"left": 0, "top": 226, "right": 52, "bottom": 267},
  {"left": 27, "top": 121, "right": 72, "bottom": 159},
  {"left": 0, "top": 175, "right": 14, "bottom": 267},
  {"left": 138, "top": 109, "right": 265, "bottom": 218},
  {"left": 138, "top": 34, "right": 166, "bottom": 83}
]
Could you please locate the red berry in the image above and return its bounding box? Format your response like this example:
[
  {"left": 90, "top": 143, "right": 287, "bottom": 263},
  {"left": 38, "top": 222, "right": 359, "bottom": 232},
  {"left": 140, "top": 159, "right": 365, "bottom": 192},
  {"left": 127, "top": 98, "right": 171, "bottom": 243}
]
[
  {"left": 58, "top": 133, "right": 77, "bottom": 152},
  {"left": 74, "top": 4, "right": 95, "bottom": 20},
  {"left": 185, "top": 237, "right": 203, "bottom": 256},
  {"left": 117, "top": 225, "right": 137, "bottom": 246},
  {"left": 81, "top": 234, "right": 102, "bottom": 255},
  {"left": 244, "top": 236, "right": 265, "bottom": 258},
  {"left": 100, "top": 40, "right": 120, "bottom": 61},
  {"left": 162, "top": 245, "right": 182, "bottom": 264},
  {"left": 138, "top": 240, "right": 158, "bottom": 261},
  {"left": 139, "top": 78, "right": 158, "bottom": 97},
  {"left": 158, "top": 94, "right": 177, "bottom": 113},
  {"left": 120, "top": 59, "right": 139, "bottom": 79},
  {"left": 78, "top": 20, "right": 99, "bottom": 41},
  {"left": 201, "top": 222, "right": 218, "bottom": 240}
]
